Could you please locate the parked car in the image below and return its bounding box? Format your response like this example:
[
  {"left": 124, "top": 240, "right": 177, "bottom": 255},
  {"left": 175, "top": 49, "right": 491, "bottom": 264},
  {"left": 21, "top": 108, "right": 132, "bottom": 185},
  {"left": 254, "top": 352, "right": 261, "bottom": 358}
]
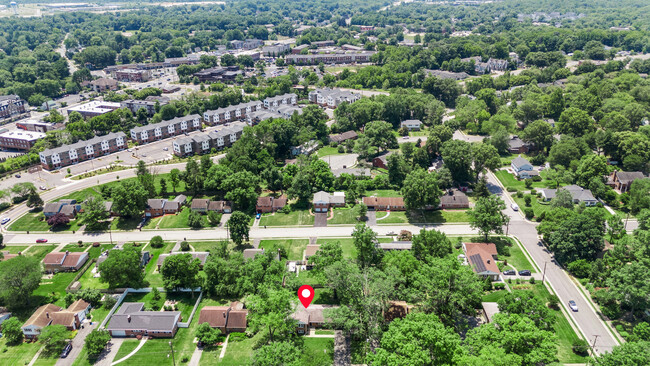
[
  {"left": 518, "top": 269, "right": 531, "bottom": 276},
  {"left": 511, "top": 203, "right": 519, "bottom": 211},
  {"left": 1, "top": 217, "right": 10, "bottom": 225},
  {"left": 568, "top": 300, "right": 578, "bottom": 312},
  {"left": 60, "top": 343, "right": 72, "bottom": 358},
  {"left": 503, "top": 269, "right": 516, "bottom": 276},
  {"left": 256, "top": 213, "right": 261, "bottom": 219},
  {"left": 39, "top": 186, "right": 46, "bottom": 190},
  {"left": 36, "top": 239, "right": 48, "bottom": 243},
  {"left": 163, "top": 147, "right": 169, "bottom": 151},
  {"left": 14, "top": 174, "right": 20, "bottom": 178}
]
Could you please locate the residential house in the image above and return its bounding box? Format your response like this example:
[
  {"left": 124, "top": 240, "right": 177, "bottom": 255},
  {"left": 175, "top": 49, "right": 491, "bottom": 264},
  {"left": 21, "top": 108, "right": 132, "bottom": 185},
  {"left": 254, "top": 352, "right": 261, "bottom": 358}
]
[
  {"left": 313, "top": 191, "right": 346, "bottom": 212},
  {"left": 463, "top": 242, "right": 500, "bottom": 281},
  {"left": 198, "top": 302, "right": 248, "bottom": 334},
  {"left": 203, "top": 101, "right": 263, "bottom": 125},
  {"left": 271, "top": 105, "right": 303, "bottom": 119},
  {"left": 43, "top": 199, "right": 79, "bottom": 218},
  {"left": 304, "top": 244, "right": 320, "bottom": 262},
  {"left": 96, "top": 244, "right": 151, "bottom": 269},
  {"left": 291, "top": 304, "right": 337, "bottom": 334},
  {"left": 291, "top": 140, "right": 318, "bottom": 156},
  {"left": 21, "top": 304, "right": 63, "bottom": 339},
  {"left": 606, "top": 170, "right": 645, "bottom": 193},
  {"left": 400, "top": 119, "right": 423, "bottom": 131},
  {"left": 157, "top": 251, "right": 210, "bottom": 271},
  {"left": 540, "top": 185, "right": 598, "bottom": 206},
  {"left": 208, "top": 200, "right": 233, "bottom": 213},
  {"left": 439, "top": 189, "right": 470, "bottom": 209},
  {"left": 362, "top": 196, "right": 405, "bottom": 211},
  {"left": 39, "top": 132, "right": 127, "bottom": 170},
  {"left": 130, "top": 114, "right": 201, "bottom": 144},
  {"left": 243, "top": 248, "right": 265, "bottom": 261},
  {"left": 145, "top": 195, "right": 185, "bottom": 217},
  {"left": 331, "top": 167, "right": 371, "bottom": 177},
  {"left": 0, "top": 307, "right": 11, "bottom": 327},
  {"left": 511, "top": 157, "right": 539, "bottom": 179},
  {"left": 328, "top": 131, "right": 358, "bottom": 144},
  {"left": 482, "top": 302, "right": 500, "bottom": 323},
  {"left": 256, "top": 196, "right": 287, "bottom": 213},
  {"left": 373, "top": 152, "right": 393, "bottom": 170},
  {"left": 106, "top": 302, "right": 181, "bottom": 338},
  {"left": 191, "top": 199, "right": 210, "bottom": 213},
  {"left": 508, "top": 136, "right": 531, "bottom": 154},
  {"left": 42, "top": 251, "right": 89, "bottom": 273},
  {"left": 246, "top": 110, "right": 283, "bottom": 125},
  {"left": 0, "top": 251, "right": 19, "bottom": 262},
  {"left": 308, "top": 88, "right": 361, "bottom": 108},
  {"left": 263, "top": 93, "right": 297, "bottom": 109}
]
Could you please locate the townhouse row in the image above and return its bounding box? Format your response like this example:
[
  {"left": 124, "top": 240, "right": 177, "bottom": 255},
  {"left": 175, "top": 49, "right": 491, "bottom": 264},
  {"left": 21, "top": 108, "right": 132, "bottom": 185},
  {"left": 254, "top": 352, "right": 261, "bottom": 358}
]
[
  {"left": 172, "top": 122, "right": 245, "bottom": 157},
  {"left": 202, "top": 93, "right": 297, "bottom": 126},
  {"left": 39, "top": 132, "right": 127, "bottom": 170},
  {"left": 130, "top": 114, "right": 202, "bottom": 144}
]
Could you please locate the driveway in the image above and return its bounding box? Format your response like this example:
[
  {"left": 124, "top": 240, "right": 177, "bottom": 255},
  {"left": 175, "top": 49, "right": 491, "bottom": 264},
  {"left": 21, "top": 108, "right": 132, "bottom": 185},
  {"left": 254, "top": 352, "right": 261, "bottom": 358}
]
[
  {"left": 366, "top": 211, "right": 377, "bottom": 226},
  {"left": 56, "top": 320, "right": 98, "bottom": 366},
  {"left": 333, "top": 330, "right": 350, "bottom": 366},
  {"left": 314, "top": 213, "right": 328, "bottom": 227},
  {"left": 320, "top": 153, "right": 358, "bottom": 170},
  {"left": 93, "top": 338, "right": 124, "bottom": 366}
]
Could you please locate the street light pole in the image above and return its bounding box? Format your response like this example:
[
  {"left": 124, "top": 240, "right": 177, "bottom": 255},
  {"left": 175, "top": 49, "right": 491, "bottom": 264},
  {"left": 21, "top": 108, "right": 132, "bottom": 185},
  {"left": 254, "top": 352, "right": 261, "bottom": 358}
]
[
  {"left": 169, "top": 341, "right": 176, "bottom": 366},
  {"left": 591, "top": 335, "right": 600, "bottom": 357},
  {"left": 542, "top": 261, "right": 547, "bottom": 283}
]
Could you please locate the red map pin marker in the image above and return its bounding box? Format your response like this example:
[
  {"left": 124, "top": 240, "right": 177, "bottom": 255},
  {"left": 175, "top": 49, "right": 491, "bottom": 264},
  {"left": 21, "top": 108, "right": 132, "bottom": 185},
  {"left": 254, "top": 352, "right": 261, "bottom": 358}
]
[{"left": 298, "top": 285, "right": 314, "bottom": 308}]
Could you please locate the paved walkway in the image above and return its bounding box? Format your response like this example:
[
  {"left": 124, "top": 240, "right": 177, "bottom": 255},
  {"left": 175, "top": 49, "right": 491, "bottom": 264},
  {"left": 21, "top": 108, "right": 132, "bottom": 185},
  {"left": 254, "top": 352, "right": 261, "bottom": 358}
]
[
  {"left": 366, "top": 211, "right": 377, "bottom": 225},
  {"left": 111, "top": 338, "right": 147, "bottom": 365},
  {"left": 27, "top": 345, "right": 45, "bottom": 366},
  {"left": 218, "top": 334, "right": 230, "bottom": 359},
  {"left": 306, "top": 328, "right": 336, "bottom": 338},
  {"left": 56, "top": 320, "right": 98, "bottom": 366},
  {"left": 314, "top": 213, "right": 328, "bottom": 227},
  {"left": 375, "top": 211, "right": 390, "bottom": 221},
  {"left": 188, "top": 344, "right": 202, "bottom": 366}
]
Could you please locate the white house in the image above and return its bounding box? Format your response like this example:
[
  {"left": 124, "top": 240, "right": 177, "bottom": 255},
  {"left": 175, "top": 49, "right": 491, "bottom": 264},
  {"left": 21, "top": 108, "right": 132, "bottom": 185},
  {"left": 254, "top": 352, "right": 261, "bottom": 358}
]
[
  {"left": 400, "top": 119, "right": 423, "bottom": 131},
  {"left": 511, "top": 157, "right": 539, "bottom": 179}
]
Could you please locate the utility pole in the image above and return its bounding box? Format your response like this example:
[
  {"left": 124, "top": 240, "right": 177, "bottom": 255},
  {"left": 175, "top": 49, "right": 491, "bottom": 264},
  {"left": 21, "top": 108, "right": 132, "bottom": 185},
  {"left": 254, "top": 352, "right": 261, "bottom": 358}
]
[
  {"left": 542, "top": 261, "right": 548, "bottom": 282},
  {"left": 169, "top": 341, "right": 176, "bottom": 366},
  {"left": 624, "top": 212, "right": 629, "bottom": 231},
  {"left": 591, "top": 335, "right": 600, "bottom": 357}
]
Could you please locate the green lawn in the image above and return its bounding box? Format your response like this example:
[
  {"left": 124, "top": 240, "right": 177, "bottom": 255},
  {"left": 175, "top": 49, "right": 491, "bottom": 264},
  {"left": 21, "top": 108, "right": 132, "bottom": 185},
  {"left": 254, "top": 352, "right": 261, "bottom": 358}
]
[
  {"left": 157, "top": 207, "right": 192, "bottom": 229},
  {"left": 33, "top": 271, "right": 78, "bottom": 307},
  {"left": 77, "top": 262, "right": 109, "bottom": 290},
  {"left": 314, "top": 330, "right": 335, "bottom": 335},
  {"left": 113, "top": 339, "right": 140, "bottom": 361},
  {"left": 217, "top": 332, "right": 265, "bottom": 366},
  {"left": 482, "top": 290, "right": 509, "bottom": 302},
  {"left": 375, "top": 209, "right": 469, "bottom": 224},
  {"left": 494, "top": 169, "right": 551, "bottom": 191},
  {"left": 3, "top": 245, "right": 29, "bottom": 253},
  {"left": 513, "top": 195, "right": 552, "bottom": 220},
  {"left": 117, "top": 291, "right": 198, "bottom": 320},
  {"left": 26, "top": 244, "right": 57, "bottom": 261},
  {"left": 8, "top": 211, "right": 51, "bottom": 231},
  {"left": 259, "top": 210, "right": 314, "bottom": 226},
  {"left": 0, "top": 338, "right": 43, "bottom": 366},
  {"left": 302, "top": 338, "right": 334, "bottom": 366},
  {"left": 259, "top": 239, "right": 309, "bottom": 260},
  {"left": 329, "top": 206, "right": 361, "bottom": 225},
  {"left": 296, "top": 269, "right": 322, "bottom": 286},
  {"left": 317, "top": 146, "right": 344, "bottom": 157}
]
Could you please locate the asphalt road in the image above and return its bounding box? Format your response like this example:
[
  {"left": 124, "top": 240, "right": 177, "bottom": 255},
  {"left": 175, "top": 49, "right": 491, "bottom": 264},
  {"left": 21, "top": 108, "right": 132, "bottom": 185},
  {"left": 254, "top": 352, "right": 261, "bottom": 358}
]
[{"left": 485, "top": 170, "right": 620, "bottom": 355}]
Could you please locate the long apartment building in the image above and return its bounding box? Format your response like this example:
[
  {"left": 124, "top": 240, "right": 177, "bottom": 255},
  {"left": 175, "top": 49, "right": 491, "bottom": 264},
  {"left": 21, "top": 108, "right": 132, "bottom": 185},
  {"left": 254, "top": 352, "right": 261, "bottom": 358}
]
[
  {"left": 114, "top": 69, "right": 150, "bottom": 83},
  {"left": 39, "top": 132, "right": 127, "bottom": 170},
  {"left": 0, "top": 95, "right": 28, "bottom": 123},
  {"left": 308, "top": 88, "right": 361, "bottom": 108},
  {"left": 121, "top": 96, "right": 170, "bottom": 116},
  {"left": 263, "top": 93, "right": 297, "bottom": 109},
  {"left": 203, "top": 101, "right": 263, "bottom": 126},
  {"left": 285, "top": 51, "right": 375, "bottom": 65},
  {"left": 172, "top": 122, "right": 246, "bottom": 157},
  {"left": 0, "top": 130, "right": 46, "bottom": 151},
  {"left": 130, "top": 114, "right": 202, "bottom": 144}
]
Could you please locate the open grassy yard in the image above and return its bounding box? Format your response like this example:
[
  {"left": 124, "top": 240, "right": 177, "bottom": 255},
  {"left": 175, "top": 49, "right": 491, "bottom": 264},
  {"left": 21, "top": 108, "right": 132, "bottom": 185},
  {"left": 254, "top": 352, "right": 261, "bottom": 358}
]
[
  {"left": 113, "top": 339, "right": 140, "bottom": 361},
  {"left": 494, "top": 169, "right": 551, "bottom": 191},
  {"left": 3, "top": 245, "right": 29, "bottom": 253},
  {"left": 26, "top": 244, "right": 57, "bottom": 261},
  {"left": 0, "top": 338, "right": 43, "bottom": 366},
  {"left": 8, "top": 211, "right": 51, "bottom": 231},
  {"left": 317, "top": 146, "right": 344, "bottom": 157},
  {"left": 259, "top": 210, "right": 314, "bottom": 226},
  {"left": 77, "top": 262, "right": 109, "bottom": 290},
  {"left": 376, "top": 209, "right": 469, "bottom": 224},
  {"left": 157, "top": 207, "right": 192, "bottom": 229},
  {"left": 259, "top": 239, "right": 309, "bottom": 260},
  {"left": 33, "top": 271, "right": 78, "bottom": 307},
  {"left": 302, "top": 338, "right": 334, "bottom": 366},
  {"left": 482, "top": 289, "right": 509, "bottom": 302},
  {"left": 513, "top": 195, "right": 552, "bottom": 220},
  {"left": 296, "top": 269, "right": 322, "bottom": 286},
  {"left": 364, "top": 189, "right": 402, "bottom": 197},
  {"left": 217, "top": 332, "right": 264, "bottom": 366},
  {"left": 329, "top": 206, "right": 362, "bottom": 225},
  {"left": 143, "top": 241, "right": 175, "bottom": 288}
]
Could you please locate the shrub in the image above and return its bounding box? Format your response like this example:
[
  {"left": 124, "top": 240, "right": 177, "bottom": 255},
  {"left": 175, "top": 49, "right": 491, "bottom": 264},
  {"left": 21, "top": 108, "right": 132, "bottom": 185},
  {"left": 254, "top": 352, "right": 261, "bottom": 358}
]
[
  {"left": 602, "top": 302, "right": 621, "bottom": 319},
  {"left": 506, "top": 187, "right": 517, "bottom": 192},
  {"left": 103, "top": 296, "right": 117, "bottom": 309},
  {"left": 619, "top": 331, "right": 630, "bottom": 340},
  {"left": 483, "top": 278, "right": 493, "bottom": 291},
  {"left": 530, "top": 188, "right": 537, "bottom": 195},
  {"left": 568, "top": 259, "right": 592, "bottom": 278},
  {"left": 548, "top": 295, "right": 559, "bottom": 309},
  {"left": 0, "top": 202, "right": 11, "bottom": 212},
  {"left": 494, "top": 283, "right": 506, "bottom": 290},
  {"left": 524, "top": 207, "right": 534, "bottom": 219},
  {"left": 532, "top": 175, "right": 542, "bottom": 182},
  {"left": 181, "top": 355, "right": 189, "bottom": 363},
  {"left": 279, "top": 205, "right": 292, "bottom": 214},
  {"left": 525, "top": 179, "right": 533, "bottom": 189},
  {"left": 337, "top": 145, "right": 345, "bottom": 153},
  {"left": 150, "top": 235, "right": 164, "bottom": 248},
  {"left": 207, "top": 211, "right": 222, "bottom": 226},
  {"left": 180, "top": 241, "right": 190, "bottom": 251},
  {"left": 524, "top": 195, "right": 532, "bottom": 206},
  {"left": 516, "top": 191, "right": 524, "bottom": 198},
  {"left": 229, "top": 332, "right": 247, "bottom": 342},
  {"left": 529, "top": 277, "right": 536, "bottom": 284},
  {"left": 572, "top": 339, "right": 590, "bottom": 356}
]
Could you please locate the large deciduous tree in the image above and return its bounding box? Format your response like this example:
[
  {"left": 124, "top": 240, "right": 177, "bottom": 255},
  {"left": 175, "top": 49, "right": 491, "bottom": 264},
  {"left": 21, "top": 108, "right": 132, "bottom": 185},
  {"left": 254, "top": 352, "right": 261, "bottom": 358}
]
[
  {"left": 161, "top": 253, "right": 202, "bottom": 295},
  {"left": 84, "top": 330, "right": 111, "bottom": 359},
  {"left": 0, "top": 255, "right": 41, "bottom": 309},
  {"left": 467, "top": 195, "right": 509, "bottom": 242},
  {"left": 98, "top": 246, "right": 147, "bottom": 289},
  {"left": 112, "top": 180, "right": 148, "bottom": 217},
  {"left": 228, "top": 211, "right": 250, "bottom": 245},
  {"left": 352, "top": 223, "right": 382, "bottom": 268},
  {"left": 401, "top": 169, "right": 441, "bottom": 212},
  {"left": 547, "top": 213, "right": 605, "bottom": 263},
  {"left": 411, "top": 229, "right": 452, "bottom": 262},
  {"left": 82, "top": 196, "right": 109, "bottom": 230}
]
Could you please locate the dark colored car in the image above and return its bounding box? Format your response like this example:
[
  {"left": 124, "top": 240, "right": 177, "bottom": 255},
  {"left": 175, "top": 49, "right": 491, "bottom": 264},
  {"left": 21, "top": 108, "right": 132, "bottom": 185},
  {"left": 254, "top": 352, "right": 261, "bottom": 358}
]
[
  {"left": 518, "top": 270, "right": 532, "bottom": 276},
  {"left": 60, "top": 343, "right": 72, "bottom": 358},
  {"left": 503, "top": 269, "right": 516, "bottom": 276},
  {"left": 36, "top": 239, "right": 48, "bottom": 243},
  {"left": 15, "top": 174, "right": 20, "bottom": 178}
]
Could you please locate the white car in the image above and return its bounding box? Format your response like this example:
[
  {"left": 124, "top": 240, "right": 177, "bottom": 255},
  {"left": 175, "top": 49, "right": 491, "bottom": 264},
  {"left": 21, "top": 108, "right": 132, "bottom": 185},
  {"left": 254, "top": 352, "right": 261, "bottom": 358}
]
[
  {"left": 1, "top": 217, "right": 10, "bottom": 225},
  {"left": 568, "top": 300, "right": 578, "bottom": 312},
  {"left": 511, "top": 203, "right": 519, "bottom": 211}
]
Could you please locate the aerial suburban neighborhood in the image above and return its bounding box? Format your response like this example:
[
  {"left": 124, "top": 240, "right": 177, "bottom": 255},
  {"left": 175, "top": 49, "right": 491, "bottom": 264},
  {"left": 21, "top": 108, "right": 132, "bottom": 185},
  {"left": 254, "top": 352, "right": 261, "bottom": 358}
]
[{"left": 0, "top": 0, "right": 649, "bottom": 365}]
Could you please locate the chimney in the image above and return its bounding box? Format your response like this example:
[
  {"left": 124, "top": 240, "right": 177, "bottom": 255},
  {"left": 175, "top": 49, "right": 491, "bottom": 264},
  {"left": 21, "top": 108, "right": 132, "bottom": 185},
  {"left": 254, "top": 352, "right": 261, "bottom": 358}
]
[
  {"left": 46, "top": 312, "right": 49, "bottom": 319},
  {"left": 65, "top": 250, "right": 69, "bottom": 255},
  {"left": 127, "top": 315, "right": 131, "bottom": 322},
  {"left": 487, "top": 260, "right": 491, "bottom": 264}
]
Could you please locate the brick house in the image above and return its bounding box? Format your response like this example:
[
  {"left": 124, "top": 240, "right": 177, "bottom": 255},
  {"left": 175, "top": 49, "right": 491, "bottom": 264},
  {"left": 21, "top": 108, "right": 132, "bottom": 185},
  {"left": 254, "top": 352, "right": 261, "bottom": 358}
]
[
  {"left": 106, "top": 302, "right": 181, "bottom": 338},
  {"left": 463, "top": 242, "right": 500, "bottom": 281},
  {"left": 439, "top": 189, "right": 470, "bottom": 209},
  {"left": 313, "top": 191, "right": 346, "bottom": 212},
  {"left": 198, "top": 302, "right": 248, "bottom": 334},
  {"left": 606, "top": 170, "right": 645, "bottom": 193},
  {"left": 256, "top": 196, "right": 287, "bottom": 213},
  {"left": 42, "top": 251, "right": 89, "bottom": 273},
  {"left": 362, "top": 196, "right": 405, "bottom": 211}
]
